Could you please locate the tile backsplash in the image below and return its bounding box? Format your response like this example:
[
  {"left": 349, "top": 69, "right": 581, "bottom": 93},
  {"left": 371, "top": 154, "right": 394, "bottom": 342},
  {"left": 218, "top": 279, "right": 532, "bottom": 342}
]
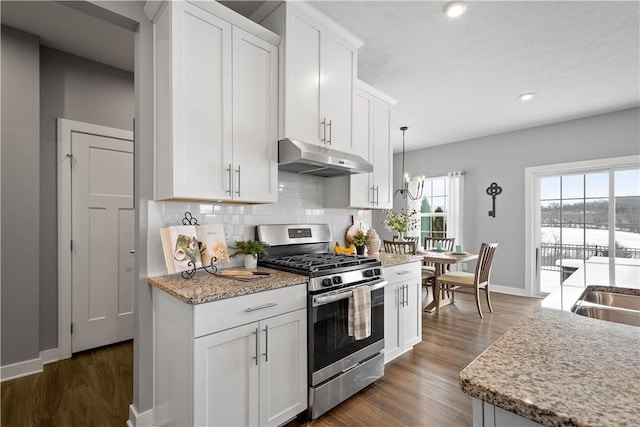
[{"left": 147, "top": 171, "right": 375, "bottom": 276}]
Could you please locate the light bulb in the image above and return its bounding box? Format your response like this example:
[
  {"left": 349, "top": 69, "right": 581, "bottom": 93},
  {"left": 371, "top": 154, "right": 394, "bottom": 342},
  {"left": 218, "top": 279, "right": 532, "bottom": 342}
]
[{"left": 444, "top": 1, "right": 467, "bottom": 18}]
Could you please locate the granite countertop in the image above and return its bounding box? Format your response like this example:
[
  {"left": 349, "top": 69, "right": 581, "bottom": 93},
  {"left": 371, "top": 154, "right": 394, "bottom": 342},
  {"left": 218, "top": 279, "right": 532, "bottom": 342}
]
[
  {"left": 460, "top": 307, "right": 640, "bottom": 427},
  {"left": 375, "top": 252, "right": 423, "bottom": 267},
  {"left": 148, "top": 267, "right": 308, "bottom": 304}
]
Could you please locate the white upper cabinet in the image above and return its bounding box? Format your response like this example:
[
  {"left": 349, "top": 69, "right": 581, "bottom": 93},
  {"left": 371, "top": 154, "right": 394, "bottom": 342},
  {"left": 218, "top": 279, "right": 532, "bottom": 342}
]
[
  {"left": 325, "top": 80, "right": 396, "bottom": 209},
  {"left": 261, "top": 2, "right": 362, "bottom": 152},
  {"left": 148, "top": 1, "right": 279, "bottom": 203}
]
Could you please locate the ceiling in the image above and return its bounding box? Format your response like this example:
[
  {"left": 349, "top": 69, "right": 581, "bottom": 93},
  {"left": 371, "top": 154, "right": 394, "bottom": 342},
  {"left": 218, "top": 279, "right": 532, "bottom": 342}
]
[{"left": 2, "top": 1, "right": 638, "bottom": 153}]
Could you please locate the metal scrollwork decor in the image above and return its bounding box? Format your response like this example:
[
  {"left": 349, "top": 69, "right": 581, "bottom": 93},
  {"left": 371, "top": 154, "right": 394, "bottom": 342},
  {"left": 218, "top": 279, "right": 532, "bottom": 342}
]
[
  {"left": 486, "top": 182, "right": 502, "bottom": 217},
  {"left": 179, "top": 211, "right": 218, "bottom": 279}
]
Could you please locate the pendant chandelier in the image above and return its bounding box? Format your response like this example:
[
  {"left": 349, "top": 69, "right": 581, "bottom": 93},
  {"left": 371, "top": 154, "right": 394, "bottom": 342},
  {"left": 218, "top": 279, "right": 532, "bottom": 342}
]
[{"left": 393, "top": 126, "right": 424, "bottom": 200}]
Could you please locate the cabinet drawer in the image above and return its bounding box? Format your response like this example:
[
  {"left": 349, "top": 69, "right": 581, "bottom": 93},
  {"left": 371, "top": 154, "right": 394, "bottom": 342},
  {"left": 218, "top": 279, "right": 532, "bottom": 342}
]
[
  {"left": 384, "top": 262, "right": 420, "bottom": 282},
  {"left": 193, "top": 284, "right": 307, "bottom": 337}
]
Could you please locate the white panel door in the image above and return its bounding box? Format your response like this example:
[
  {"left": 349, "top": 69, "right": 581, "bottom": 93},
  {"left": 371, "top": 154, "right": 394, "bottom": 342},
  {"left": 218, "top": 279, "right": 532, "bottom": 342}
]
[
  {"left": 383, "top": 284, "right": 402, "bottom": 363},
  {"left": 324, "top": 30, "right": 356, "bottom": 151},
  {"left": 71, "top": 132, "right": 134, "bottom": 353},
  {"left": 259, "top": 309, "right": 307, "bottom": 427},
  {"left": 401, "top": 281, "right": 422, "bottom": 350},
  {"left": 232, "top": 27, "right": 278, "bottom": 203},
  {"left": 173, "top": 2, "right": 233, "bottom": 200},
  {"left": 285, "top": 8, "right": 323, "bottom": 145},
  {"left": 194, "top": 323, "right": 259, "bottom": 427}
]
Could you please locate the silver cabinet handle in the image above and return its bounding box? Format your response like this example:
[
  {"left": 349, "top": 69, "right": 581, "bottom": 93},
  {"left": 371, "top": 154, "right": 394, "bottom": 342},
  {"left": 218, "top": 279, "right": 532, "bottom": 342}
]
[
  {"left": 375, "top": 185, "right": 380, "bottom": 206},
  {"left": 402, "top": 284, "right": 406, "bottom": 307},
  {"left": 405, "top": 284, "right": 409, "bottom": 307},
  {"left": 327, "top": 119, "right": 332, "bottom": 145},
  {"left": 235, "top": 165, "right": 241, "bottom": 197},
  {"left": 252, "top": 328, "right": 259, "bottom": 365},
  {"left": 226, "top": 164, "right": 232, "bottom": 195},
  {"left": 321, "top": 118, "right": 327, "bottom": 144},
  {"left": 397, "top": 271, "right": 412, "bottom": 275},
  {"left": 262, "top": 325, "right": 269, "bottom": 362},
  {"left": 371, "top": 186, "right": 376, "bottom": 205},
  {"left": 245, "top": 302, "right": 277, "bottom": 312}
]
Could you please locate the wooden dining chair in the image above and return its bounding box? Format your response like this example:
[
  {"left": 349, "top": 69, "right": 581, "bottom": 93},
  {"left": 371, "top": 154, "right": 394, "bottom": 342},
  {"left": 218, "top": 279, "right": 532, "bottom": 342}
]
[
  {"left": 435, "top": 242, "right": 498, "bottom": 318},
  {"left": 392, "top": 235, "right": 420, "bottom": 244},
  {"left": 383, "top": 239, "right": 416, "bottom": 255},
  {"left": 422, "top": 237, "right": 456, "bottom": 297}
]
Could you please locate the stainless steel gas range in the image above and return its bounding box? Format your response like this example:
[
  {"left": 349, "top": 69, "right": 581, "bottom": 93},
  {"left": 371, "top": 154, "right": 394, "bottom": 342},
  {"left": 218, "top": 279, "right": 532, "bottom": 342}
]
[{"left": 256, "top": 224, "right": 388, "bottom": 420}]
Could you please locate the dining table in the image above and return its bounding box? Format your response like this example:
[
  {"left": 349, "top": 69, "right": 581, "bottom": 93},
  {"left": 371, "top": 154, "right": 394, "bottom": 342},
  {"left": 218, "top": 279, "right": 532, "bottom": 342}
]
[{"left": 419, "top": 249, "right": 479, "bottom": 313}]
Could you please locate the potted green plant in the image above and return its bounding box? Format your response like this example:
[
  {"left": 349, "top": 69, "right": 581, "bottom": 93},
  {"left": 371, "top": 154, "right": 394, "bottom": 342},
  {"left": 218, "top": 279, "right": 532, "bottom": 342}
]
[
  {"left": 231, "top": 240, "right": 268, "bottom": 268},
  {"left": 351, "top": 230, "right": 370, "bottom": 256},
  {"left": 383, "top": 208, "right": 418, "bottom": 241}
]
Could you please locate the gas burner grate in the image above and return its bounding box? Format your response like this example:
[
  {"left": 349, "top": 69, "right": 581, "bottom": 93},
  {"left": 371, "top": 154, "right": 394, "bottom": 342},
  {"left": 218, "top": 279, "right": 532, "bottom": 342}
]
[{"left": 261, "top": 253, "right": 377, "bottom": 272}]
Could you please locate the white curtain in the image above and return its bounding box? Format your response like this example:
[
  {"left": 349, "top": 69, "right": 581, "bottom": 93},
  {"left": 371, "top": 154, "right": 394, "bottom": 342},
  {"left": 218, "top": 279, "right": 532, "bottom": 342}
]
[{"left": 447, "top": 171, "right": 465, "bottom": 248}]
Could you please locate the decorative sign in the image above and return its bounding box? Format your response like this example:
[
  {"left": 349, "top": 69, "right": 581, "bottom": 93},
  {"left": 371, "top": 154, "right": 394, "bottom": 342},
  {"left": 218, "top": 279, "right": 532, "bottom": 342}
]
[{"left": 486, "top": 182, "right": 503, "bottom": 217}]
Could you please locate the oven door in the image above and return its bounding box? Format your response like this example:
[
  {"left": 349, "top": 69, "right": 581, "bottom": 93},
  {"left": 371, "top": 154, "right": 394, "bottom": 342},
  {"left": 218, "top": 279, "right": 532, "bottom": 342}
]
[{"left": 309, "top": 279, "right": 387, "bottom": 386}]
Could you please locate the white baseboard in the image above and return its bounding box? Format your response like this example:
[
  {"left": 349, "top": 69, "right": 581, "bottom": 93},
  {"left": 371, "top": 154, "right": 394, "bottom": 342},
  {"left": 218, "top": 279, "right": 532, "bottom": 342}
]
[
  {"left": 0, "top": 347, "right": 63, "bottom": 382},
  {"left": 0, "top": 357, "right": 43, "bottom": 382},
  {"left": 128, "top": 404, "right": 154, "bottom": 427},
  {"left": 490, "top": 284, "right": 532, "bottom": 297}
]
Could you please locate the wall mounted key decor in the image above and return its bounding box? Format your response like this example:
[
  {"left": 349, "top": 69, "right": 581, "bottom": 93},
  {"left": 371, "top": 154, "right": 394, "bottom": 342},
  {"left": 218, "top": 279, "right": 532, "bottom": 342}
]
[{"left": 486, "top": 182, "right": 502, "bottom": 217}]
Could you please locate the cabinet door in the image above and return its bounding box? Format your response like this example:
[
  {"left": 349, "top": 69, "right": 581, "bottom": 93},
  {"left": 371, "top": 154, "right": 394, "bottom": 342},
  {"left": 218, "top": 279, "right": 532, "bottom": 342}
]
[
  {"left": 194, "top": 323, "right": 259, "bottom": 427},
  {"left": 259, "top": 309, "right": 307, "bottom": 427},
  {"left": 401, "top": 281, "right": 422, "bottom": 350},
  {"left": 232, "top": 27, "right": 278, "bottom": 203},
  {"left": 323, "top": 30, "right": 357, "bottom": 151},
  {"left": 284, "top": 8, "right": 323, "bottom": 145},
  {"left": 372, "top": 98, "right": 393, "bottom": 209},
  {"left": 172, "top": 3, "right": 233, "bottom": 200},
  {"left": 384, "top": 283, "right": 402, "bottom": 363},
  {"left": 348, "top": 89, "right": 374, "bottom": 208}
]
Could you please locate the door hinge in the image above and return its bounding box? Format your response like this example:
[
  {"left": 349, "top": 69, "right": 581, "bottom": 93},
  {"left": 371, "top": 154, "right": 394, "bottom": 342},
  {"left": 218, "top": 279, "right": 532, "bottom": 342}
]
[{"left": 71, "top": 323, "right": 74, "bottom": 334}]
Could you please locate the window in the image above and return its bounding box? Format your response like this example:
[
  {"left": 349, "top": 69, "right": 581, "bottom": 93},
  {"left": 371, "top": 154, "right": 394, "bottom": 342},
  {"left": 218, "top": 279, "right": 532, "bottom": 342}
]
[{"left": 413, "top": 176, "right": 449, "bottom": 240}]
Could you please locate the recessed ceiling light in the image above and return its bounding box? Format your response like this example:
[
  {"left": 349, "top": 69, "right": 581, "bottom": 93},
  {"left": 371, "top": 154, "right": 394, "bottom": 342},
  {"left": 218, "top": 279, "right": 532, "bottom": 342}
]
[
  {"left": 519, "top": 93, "right": 535, "bottom": 101},
  {"left": 444, "top": 1, "right": 467, "bottom": 18}
]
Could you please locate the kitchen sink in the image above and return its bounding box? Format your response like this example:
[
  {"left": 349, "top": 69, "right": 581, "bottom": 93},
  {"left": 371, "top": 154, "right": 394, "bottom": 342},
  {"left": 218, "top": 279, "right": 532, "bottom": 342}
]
[{"left": 571, "top": 287, "right": 640, "bottom": 327}]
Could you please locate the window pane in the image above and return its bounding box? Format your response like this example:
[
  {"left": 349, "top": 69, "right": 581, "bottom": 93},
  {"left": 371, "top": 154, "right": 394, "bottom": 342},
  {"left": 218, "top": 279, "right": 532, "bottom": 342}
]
[
  {"left": 432, "top": 216, "right": 445, "bottom": 235},
  {"left": 562, "top": 200, "right": 584, "bottom": 225},
  {"left": 584, "top": 229, "right": 606, "bottom": 249},
  {"left": 585, "top": 172, "right": 608, "bottom": 198},
  {"left": 615, "top": 169, "right": 640, "bottom": 197},
  {"left": 615, "top": 196, "right": 639, "bottom": 232},
  {"left": 562, "top": 227, "right": 584, "bottom": 247},
  {"left": 421, "top": 216, "right": 431, "bottom": 234},
  {"left": 432, "top": 179, "right": 446, "bottom": 197},
  {"left": 562, "top": 175, "right": 583, "bottom": 199},
  {"left": 540, "top": 176, "right": 560, "bottom": 200},
  {"left": 420, "top": 197, "right": 432, "bottom": 213},
  {"left": 584, "top": 198, "right": 608, "bottom": 226},
  {"left": 541, "top": 200, "right": 560, "bottom": 225},
  {"left": 432, "top": 196, "right": 446, "bottom": 213},
  {"left": 540, "top": 226, "right": 560, "bottom": 244}
]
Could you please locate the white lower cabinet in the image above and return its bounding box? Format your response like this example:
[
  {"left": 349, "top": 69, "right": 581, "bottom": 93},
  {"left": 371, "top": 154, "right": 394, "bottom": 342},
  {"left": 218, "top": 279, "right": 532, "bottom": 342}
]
[
  {"left": 154, "top": 284, "right": 307, "bottom": 427},
  {"left": 472, "top": 399, "right": 542, "bottom": 427},
  {"left": 383, "top": 262, "right": 422, "bottom": 363}
]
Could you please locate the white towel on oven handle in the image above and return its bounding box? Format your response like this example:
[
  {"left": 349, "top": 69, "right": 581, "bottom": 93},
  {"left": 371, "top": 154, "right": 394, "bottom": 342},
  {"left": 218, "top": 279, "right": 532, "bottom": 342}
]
[{"left": 348, "top": 285, "right": 371, "bottom": 340}]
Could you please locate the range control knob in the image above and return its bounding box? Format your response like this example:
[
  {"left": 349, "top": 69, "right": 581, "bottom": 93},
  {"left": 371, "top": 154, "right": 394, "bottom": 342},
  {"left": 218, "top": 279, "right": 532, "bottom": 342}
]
[
  {"left": 363, "top": 269, "right": 374, "bottom": 278},
  {"left": 374, "top": 268, "right": 382, "bottom": 276},
  {"left": 322, "top": 278, "right": 333, "bottom": 287},
  {"left": 332, "top": 276, "right": 342, "bottom": 284}
]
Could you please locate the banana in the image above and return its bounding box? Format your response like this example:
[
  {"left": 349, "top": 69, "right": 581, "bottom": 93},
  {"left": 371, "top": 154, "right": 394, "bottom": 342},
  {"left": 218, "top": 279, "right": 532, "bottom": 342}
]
[{"left": 334, "top": 242, "right": 356, "bottom": 255}]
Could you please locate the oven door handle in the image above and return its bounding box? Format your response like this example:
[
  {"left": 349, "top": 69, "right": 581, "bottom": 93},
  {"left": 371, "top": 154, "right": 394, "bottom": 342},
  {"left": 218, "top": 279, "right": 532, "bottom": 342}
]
[{"left": 313, "top": 280, "right": 389, "bottom": 306}]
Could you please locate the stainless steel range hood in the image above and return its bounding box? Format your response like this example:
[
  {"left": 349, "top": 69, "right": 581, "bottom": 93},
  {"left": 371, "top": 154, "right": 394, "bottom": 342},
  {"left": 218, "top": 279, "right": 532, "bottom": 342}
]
[{"left": 278, "top": 138, "right": 373, "bottom": 177}]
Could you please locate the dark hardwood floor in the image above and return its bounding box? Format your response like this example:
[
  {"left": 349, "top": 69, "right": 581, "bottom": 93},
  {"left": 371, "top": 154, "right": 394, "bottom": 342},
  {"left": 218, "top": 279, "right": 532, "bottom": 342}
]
[
  {"left": 1, "top": 340, "right": 133, "bottom": 427},
  {"left": 1, "top": 292, "right": 540, "bottom": 427}
]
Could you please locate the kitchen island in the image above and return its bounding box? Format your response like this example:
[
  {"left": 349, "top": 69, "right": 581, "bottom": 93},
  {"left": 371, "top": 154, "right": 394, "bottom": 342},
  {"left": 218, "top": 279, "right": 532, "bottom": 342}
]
[{"left": 460, "top": 306, "right": 640, "bottom": 427}]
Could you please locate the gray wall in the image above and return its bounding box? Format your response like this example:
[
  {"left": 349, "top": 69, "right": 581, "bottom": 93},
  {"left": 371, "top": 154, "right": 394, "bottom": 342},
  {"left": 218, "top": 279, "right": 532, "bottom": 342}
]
[
  {"left": 1, "top": 26, "right": 134, "bottom": 365},
  {"left": 1, "top": 26, "right": 41, "bottom": 365},
  {"left": 377, "top": 108, "right": 640, "bottom": 292},
  {"left": 39, "top": 47, "right": 134, "bottom": 351}
]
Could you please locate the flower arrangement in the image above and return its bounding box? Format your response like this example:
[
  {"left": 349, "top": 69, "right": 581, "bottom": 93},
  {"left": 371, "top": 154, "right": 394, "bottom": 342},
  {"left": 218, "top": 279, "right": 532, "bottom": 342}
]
[{"left": 383, "top": 209, "right": 418, "bottom": 234}]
